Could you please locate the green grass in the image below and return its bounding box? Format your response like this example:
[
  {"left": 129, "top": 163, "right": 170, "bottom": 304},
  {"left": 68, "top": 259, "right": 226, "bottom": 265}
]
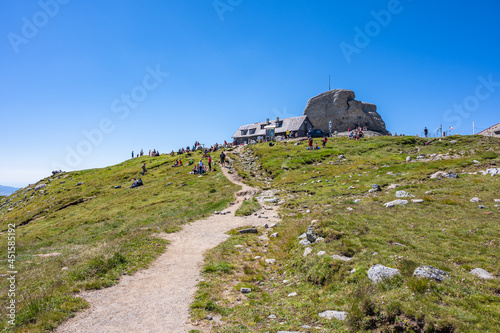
[
  {"left": 193, "top": 135, "right": 500, "bottom": 332},
  {"left": 0, "top": 152, "right": 239, "bottom": 332},
  {"left": 235, "top": 199, "right": 261, "bottom": 216}
]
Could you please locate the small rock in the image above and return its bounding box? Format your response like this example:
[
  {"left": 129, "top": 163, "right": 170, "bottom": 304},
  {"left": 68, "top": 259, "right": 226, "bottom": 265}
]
[
  {"left": 470, "top": 197, "right": 482, "bottom": 203},
  {"left": 303, "top": 247, "right": 312, "bottom": 257},
  {"left": 319, "top": 310, "right": 347, "bottom": 321},
  {"left": 387, "top": 184, "right": 401, "bottom": 190},
  {"left": 348, "top": 186, "right": 355, "bottom": 190},
  {"left": 234, "top": 245, "right": 243, "bottom": 248},
  {"left": 254, "top": 256, "right": 261, "bottom": 260},
  {"left": 287, "top": 292, "right": 297, "bottom": 297},
  {"left": 350, "top": 268, "right": 356, "bottom": 274},
  {"left": 367, "top": 264, "right": 400, "bottom": 283},
  {"left": 206, "top": 315, "right": 213, "bottom": 320},
  {"left": 332, "top": 254, "right": 354, "bottom": 262},
  {"left": 371, "top": 184, "right": 382, "bottom": 192},
  {"left": 413, "top": 266, "right": 449, "bottom": 281},
  {"left": 347, "top": 207, "right": 354, "bottom": 211},
  {"left": 113, "top": 185, "right": 121, "bottom": 189},
  {"left": 165, "top": 182, "right": 172, "bottom": 186},
  {"left": 298, "top": 233, "right": 307, "bottom": 239},
  {"left": 412, "top": 199, "right": 424, "bottom": 203},
  {"left": 239, "top": 228, "right": 258, "bottom": 234},
  {"left": 264, "top": 198, "right": 278, "bottom": 203},
  {"left": 384, "top": 199, "right": 408, "bottom": 207},
  {"left": 299, "top": 239, "right": 312, "bottom": 246},
  {"left": 240, "top": 288, "right": 252, "bottom": 294},
  {"left": 265, "top": 259, "right": 276, "bottom": 264},
  {"left": 317, "top": 251, "right": 326, "bottom": 256},
  {"left": 77, "top": 182, "right": 84, "bottom": 186},
  {"left": 494, "top": 199, "right": 500, "bottom": 203},
  {"left": 478, "top": 205, "right": 486, "bottom": 209},
  {"left": 448, "top": 173, "right": 459, "bottom": 179},
  {"left": 270, "top": 232, "right": 278, "bottom": 238},
  {"left": 430, "top": 171, "right": 449, "bottom": 179},
  {"left": 306, "top": 209, "right": 311, "bottom": 213},
  {"left": 268, "top": 314, "right": 277, "bottom": 319},
  {"left": 470, "top": 268, "right": 495, "bottom": 280},
  {"left": 406, "top": 156, "right": 411, "bottom": 162},
  {"left": 338, "top": 155, "right": 346, "bottom": 159},
  {"left": 396, "top": 190, "right": 414, "bottom": 198},
  {"left": 61, "top": 267, "right": 68, "bottom": 271},
  {"left": 473, "top": 160, "right": 480, "bottom": 164}
]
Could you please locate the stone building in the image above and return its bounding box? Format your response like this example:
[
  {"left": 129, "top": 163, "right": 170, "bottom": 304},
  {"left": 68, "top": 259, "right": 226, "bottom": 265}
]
[
  {"left": 302, "top": 89, "right": 389, "bottom": 135},
  {"left": 232, "top": 116, "right": 313, "bottom": 144},
  {"left": 477, "top": 123, "right": 500, "bottom": 138}
]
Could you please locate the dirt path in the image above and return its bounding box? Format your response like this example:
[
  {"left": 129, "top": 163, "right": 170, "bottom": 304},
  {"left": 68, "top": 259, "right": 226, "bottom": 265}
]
[{"left": 56, "top": 157, "right": 279, "bottom": 333}]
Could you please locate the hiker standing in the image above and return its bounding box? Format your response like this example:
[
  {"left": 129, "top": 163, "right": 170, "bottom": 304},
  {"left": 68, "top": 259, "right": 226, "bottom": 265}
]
[
  {"left": 424, "top": 127, "right": 428, "bottom": 138},
  {"left": 220, "top": 151, "right": 226, "bottom": 167},
  {"left": 131, "top": 151, "right": 134, "bottom": 159},
  {"left": 142, "top": 163, "right": 147, "bottom": 175},
  {"left": 322, "top": 135, "right": 328, "bottom": 148},
  {"left": 208, "top": 155, "right": 212, "bottom": 171},
  {"left": 199, "top": 160, "right": 204, "bottom": 176}
]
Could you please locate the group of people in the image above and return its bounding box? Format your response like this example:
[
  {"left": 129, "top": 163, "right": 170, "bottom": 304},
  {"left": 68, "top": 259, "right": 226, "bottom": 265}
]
[
  {"left": 130, "top": 178, "right": 143, "bottom": 188},
  {"left": 131, "top": 149, "right": 160, "bottom": 158},
  {"left": 348, "top": 127, "right": 364, "bottom": 140}
]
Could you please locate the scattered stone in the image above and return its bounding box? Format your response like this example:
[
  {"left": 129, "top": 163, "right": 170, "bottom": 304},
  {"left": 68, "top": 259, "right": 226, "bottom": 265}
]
[
  {"left": 270, "top": 232, "right": 278, "bottom": 238},
  {"left": 319, "top": 310, "right": 347, "bottom": 321},
  {"left": 239, "top": 228, "right": 258, "bottom": 234},
  {"left": 413, "top": 266, "right": 449, "bottom": 281},
  {"left": 165, "top": 182, "right": 172, "bottom": 186},
  {"left": 306, "top": 226, "right": 317, "bottom": 243},
  {"left": 268, "top": 314, "right": 277, "bottom": 319},
  {"left": 299, "top": 239, "right": 312, "bottom": 246},
  {"left": 265, "top": 259, "right": 276, "bottom": 264},
  {"left": 315, "top": 237, "right": 324, "bottom": 243},
  {"left": 234, "top": 245, "right": 244, "bottom": 248},
  {"left": 287, "top": 292, "right": 297, "bottom": 297},
  {"left": 406, "top": 156, "right": 411, "bottom": 162},
  {"left": 350, "top": 268, "right": 356, "bottom": 274},
  {"left": 113, "top": 185, "right": 121, "bottom": 189},
  {"left": 371, "top": 184, "right": 382, "bottom": 192},
  {"left": 306, "top": 209, "right": 311, "bottom": 213},
  {"left": 470, "top": 197, "right": 482, "bottom": 203},
  {"left": 450, "top": 140, "right": 458, "bottom": 144},
  {"left": 61, "top": 267, "right": 68, "bottom": 271},
  {"left": 478, "top": 205, "right": 486, "bottom": 209},
  {"left": 387, "top": 184, "right": 400, "bottom": 190},
  {"left": 269, "top": 223, "right": 277, "bottom": 228},
  {"left": 240, "top": 288, "right": 252, "bottom": 294},
  {"left": 299, "top": 233, "right": 307, "bottom": 239},
  {"left": 332, "top": 254, "right": 354, "bottom": 262},
  {"left": 448, "top": 173, "right": 459, "bottom": 179},
  {"left": 412, "top": 199, "right": 424, "bottom": 203},
  {"left": 384, "top": 199, "right": 408, "bottom": 207},
  {"left": 34, "top": 184, "right": 47, "bottom": 191},
  {"left": 347, "top": 207, "right": 354, "bottom": 211},
  {"left": 303, "top": 247, "right": 312, "bottom": 257},
  {"left": 206, "top": 315, "right": 213, "bottom": 320},
  {"left": 470, "top": 268, "right": 495, "bottom": 280},
  {"left": 396, "top": 190, "right": 414, "bottom": 198},
  {"left": 348, "top": 186, "right": 355, "bottom": 190},
  {"left": 264, "top": 198, "right": 278, "bottom": 203},
  {"left": 367, "top": 264, "right": 400, "bottom": 283},
  {"left": 338, "top": 155, "right": 346, "bottom": 159},
  {"left": 254, "top": 256, "right": 261, "bottom": 260},
  {"left": 317, "top": 251, "right": 326, "bottom": 256},
  {"left": 264, "top": 224, "right": 269, "bottom": 228},
  {"left": 483, "top": 168, "right": 500, "bottom": 176},
  {"left": 77, "top": 182, "right": 84, "bottom": 186},
  {"left": 430, "top": 171, "right": 449, "bottom": 179},
  {"left": 473, "top": 160, "right": 480, "bottom": 164}
]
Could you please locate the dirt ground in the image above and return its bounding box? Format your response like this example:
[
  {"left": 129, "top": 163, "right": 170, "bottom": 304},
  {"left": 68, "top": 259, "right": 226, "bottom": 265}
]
[{"left": 56, "top": 157, "right": 279, "bottom": 333}]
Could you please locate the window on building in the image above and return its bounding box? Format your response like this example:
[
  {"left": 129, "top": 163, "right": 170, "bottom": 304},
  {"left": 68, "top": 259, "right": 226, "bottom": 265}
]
[
  {"left": 241, "top": 130, "right": 247, "bottom": 135},
  {"left": 276, "top": 121, "right": 283, "bottom": 128},
  {"left": 260, "top": 124, "right": 266, "bottom": 129},
  {"left": 249, "top": 129, "right": 256, "bottom": 134}
]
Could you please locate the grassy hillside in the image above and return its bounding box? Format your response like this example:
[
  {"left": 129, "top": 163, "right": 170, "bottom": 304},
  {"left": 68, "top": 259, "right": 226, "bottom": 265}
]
[
  {"left": 0, "top": 151, "right": 239, "bottom": 332},
  {"left": 193, "top": 135, "right": 500, "bottom": 332}
]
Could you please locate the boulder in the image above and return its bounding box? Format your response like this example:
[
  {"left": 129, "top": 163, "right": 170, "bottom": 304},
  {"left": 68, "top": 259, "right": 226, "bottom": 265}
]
[
  {"left": 331, "top": 254, "right": 354, "bottom": 262},
  {"left": 367, "top": 264, "right": 400, "bottom": 283},
  {"left": 413, "top": 266, "right": 449, "bottom": 281},
  {"left": 384, "top": 199, "right": 408, "bottom": 207},
  {"left": 240, "top": 288, "right": 252, "bottom": 294},
  {"left": 302, "top": 89, "right": 389, "bottom": 134},
  {"left": 470, "top": 268, "right": 495, "bottom": 280},
  {"left": 371, "top": 184, "right": 382, "bottom": 192},
  {"left": 318, "top": 310, "right": 347, "bottom": 321},
  {"left": 396, "top": 190, "right": 414, "bottom": 198},
  {"left": 303, "top": 247, "right": 312, "bottom": 257},
  {"left": 470, "top": 197, "right": 482, "bottom": 203}
]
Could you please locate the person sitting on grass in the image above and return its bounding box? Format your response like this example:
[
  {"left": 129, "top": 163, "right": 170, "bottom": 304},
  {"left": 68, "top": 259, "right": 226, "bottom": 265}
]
[
  {"left": 314, "top": 142, "right": 320, "bottom": 149},
  {"left": 130, "top": 178, "right": 143, "bottom": 188},
  {"left": 188, "top": 159, "right": 194, "bottom": 166}
]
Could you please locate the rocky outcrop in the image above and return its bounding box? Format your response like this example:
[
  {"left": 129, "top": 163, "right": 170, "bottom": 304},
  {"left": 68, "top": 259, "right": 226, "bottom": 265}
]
[{"left": 302, "top": 89, "right": 389, "bottom": 135}]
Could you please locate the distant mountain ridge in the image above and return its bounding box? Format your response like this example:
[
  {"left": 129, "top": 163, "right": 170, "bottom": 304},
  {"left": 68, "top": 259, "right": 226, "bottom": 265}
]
[{"left": 0, "top": 185, "right": 19, "bottom": 196}]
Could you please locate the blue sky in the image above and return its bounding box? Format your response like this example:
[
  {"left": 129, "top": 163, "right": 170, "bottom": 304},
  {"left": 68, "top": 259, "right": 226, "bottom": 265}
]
[{"left": 1, "top": 0, "right": 499, "bottom": 187}]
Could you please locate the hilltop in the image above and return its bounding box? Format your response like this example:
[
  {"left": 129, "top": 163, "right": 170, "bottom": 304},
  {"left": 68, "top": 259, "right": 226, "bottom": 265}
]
[{"left": 1, "top": 135, "right": 499, "bottom": 332}]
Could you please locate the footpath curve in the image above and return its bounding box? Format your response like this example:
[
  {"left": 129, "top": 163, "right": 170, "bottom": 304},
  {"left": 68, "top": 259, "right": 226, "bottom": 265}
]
[{"left": 56, "top": 154, "right": 279, "bottom": 333}]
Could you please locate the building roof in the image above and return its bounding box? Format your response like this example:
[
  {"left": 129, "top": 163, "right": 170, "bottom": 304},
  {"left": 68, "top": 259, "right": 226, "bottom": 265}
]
[
  {"left": 232, "top": 116, "right": 310, "bottom": 139},
  {"left": 477, "top": 123, "right": 500, "bottom": 135}
]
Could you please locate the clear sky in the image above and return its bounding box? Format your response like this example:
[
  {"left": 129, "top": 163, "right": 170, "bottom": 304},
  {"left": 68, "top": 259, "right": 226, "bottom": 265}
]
[{"left": 1, "top": 0, "right": 499, "bottom": 187}]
